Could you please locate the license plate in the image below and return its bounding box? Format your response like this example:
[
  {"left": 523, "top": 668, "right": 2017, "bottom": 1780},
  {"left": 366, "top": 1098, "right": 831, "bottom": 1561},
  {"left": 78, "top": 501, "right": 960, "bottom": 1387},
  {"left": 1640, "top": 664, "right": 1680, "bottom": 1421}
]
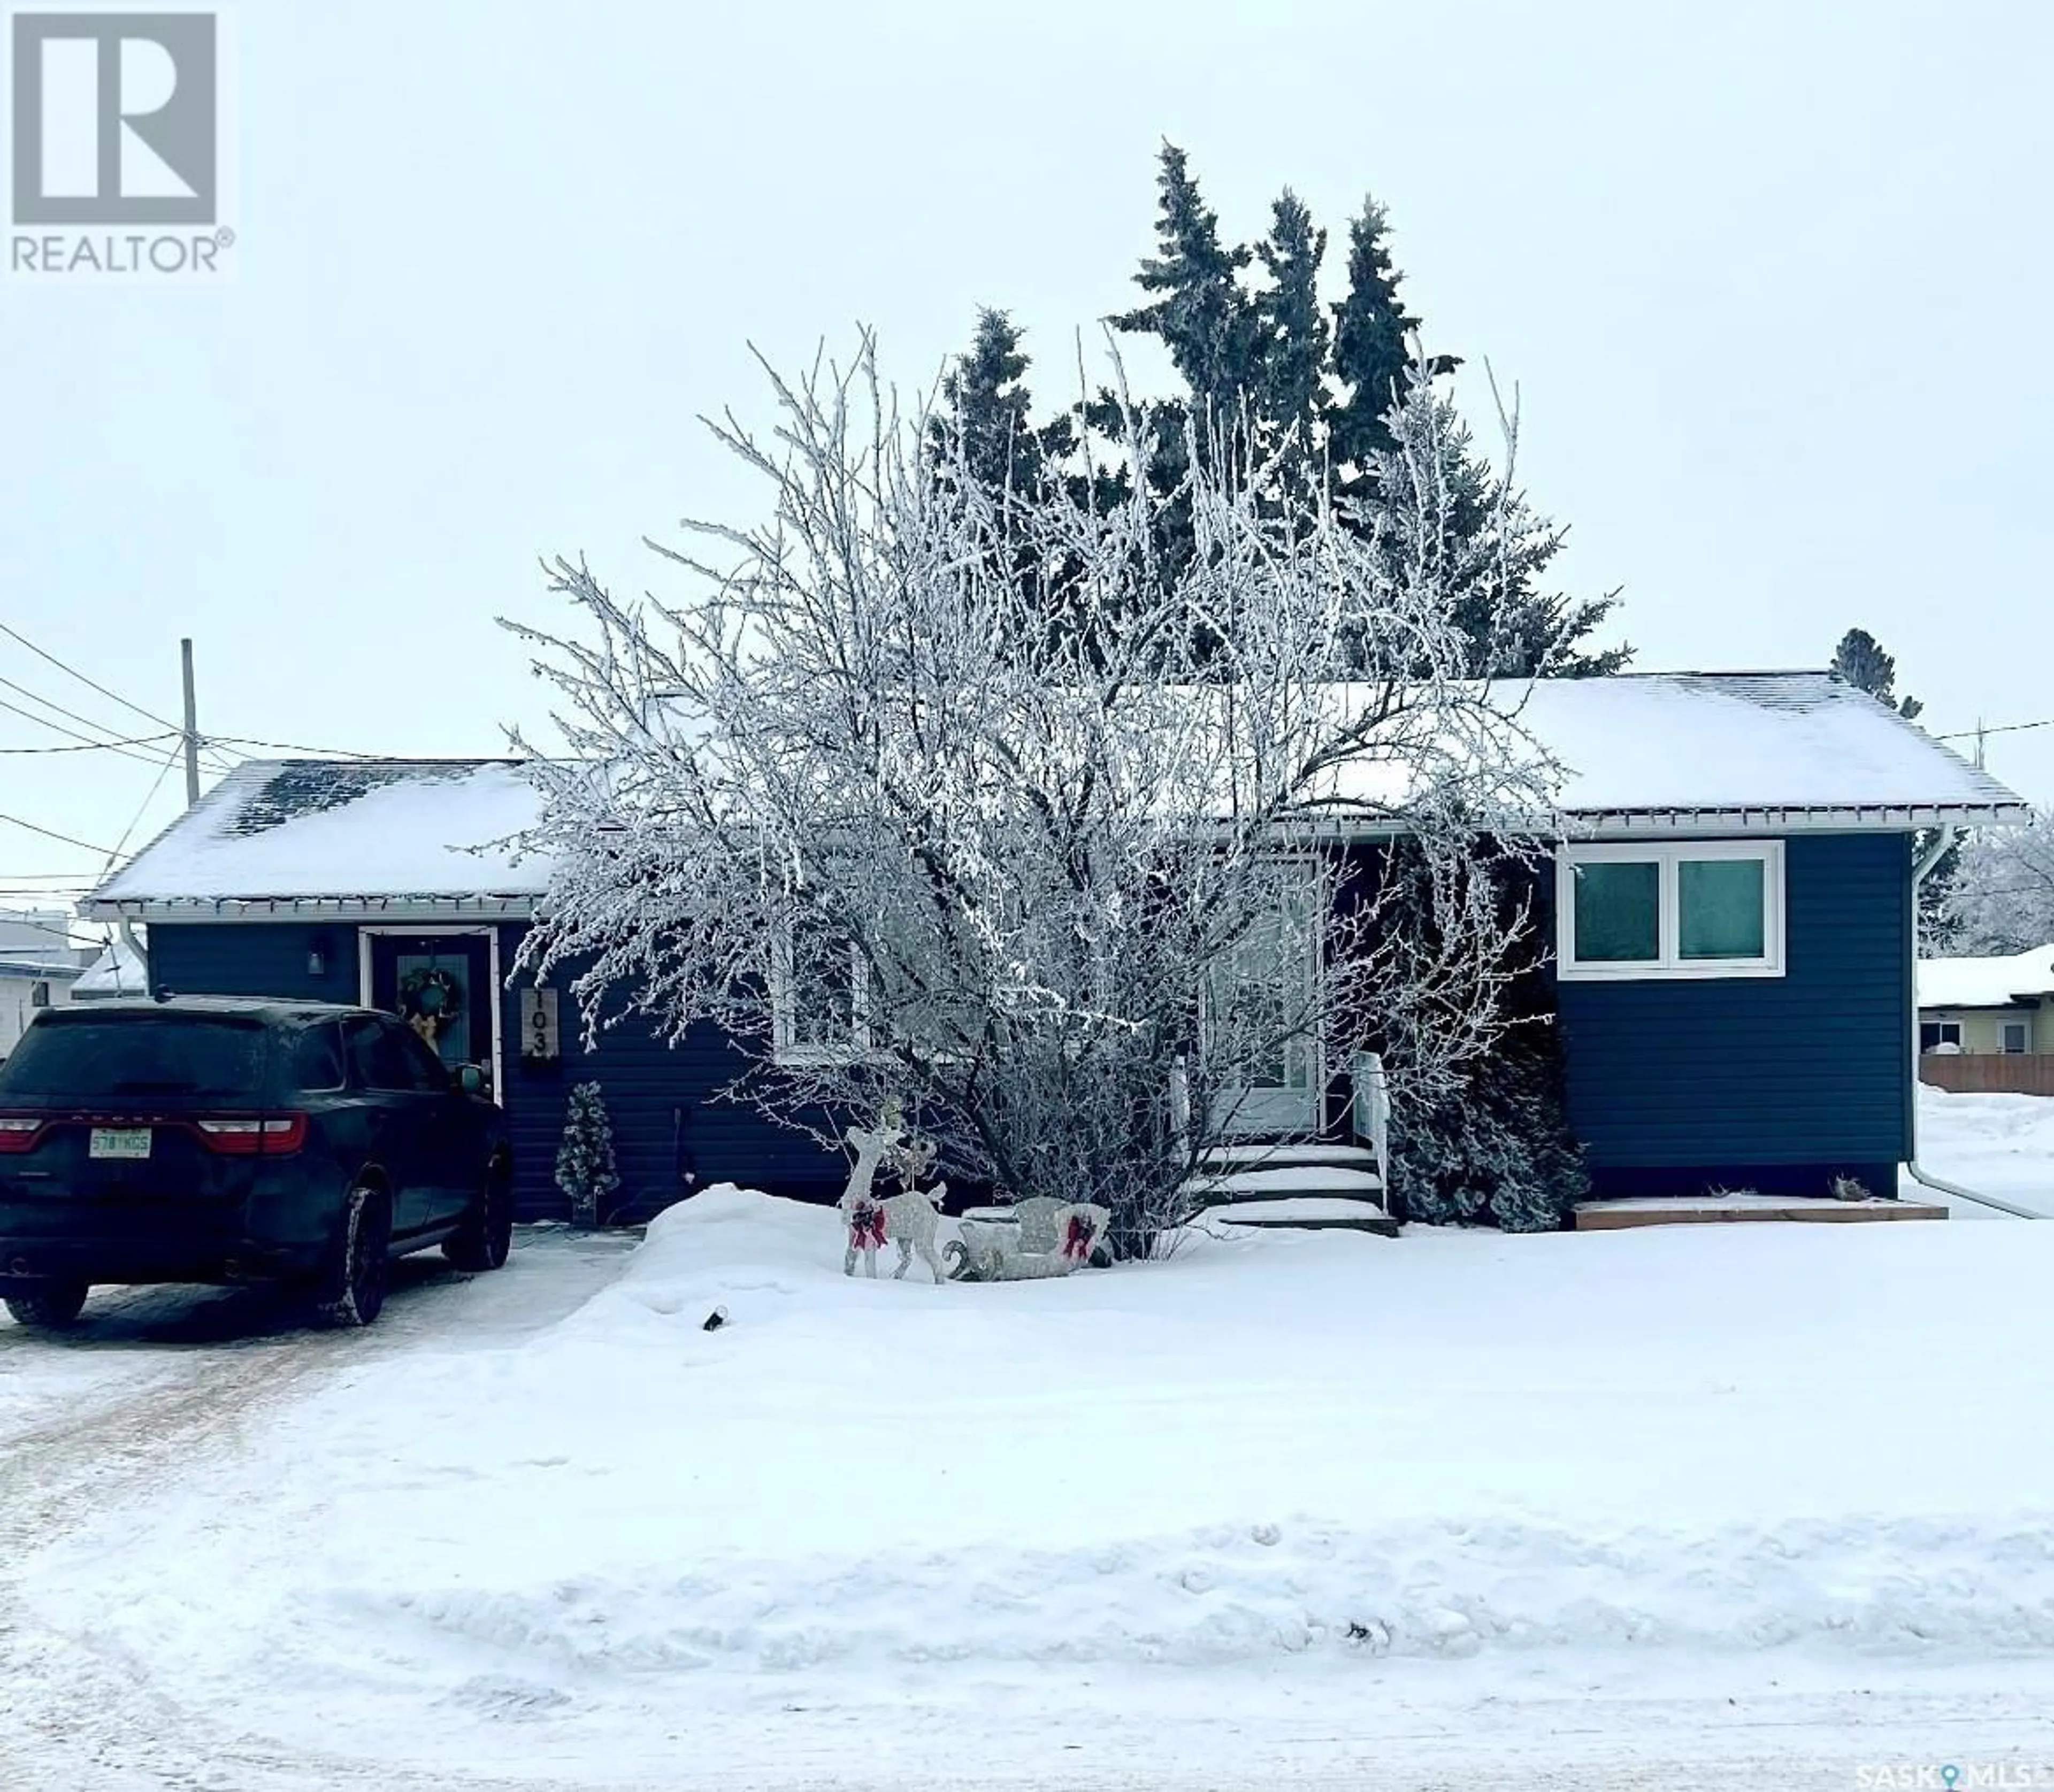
[{"left": 89, "top": 1127, "right": 152, "bottom": 1160}]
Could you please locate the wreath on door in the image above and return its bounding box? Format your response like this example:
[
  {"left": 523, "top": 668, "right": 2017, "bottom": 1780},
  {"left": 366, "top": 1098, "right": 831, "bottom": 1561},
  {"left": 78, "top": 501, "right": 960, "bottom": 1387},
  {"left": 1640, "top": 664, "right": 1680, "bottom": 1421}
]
[{"left": 399, "top": 965, "right": 463, "bottom": 1046}]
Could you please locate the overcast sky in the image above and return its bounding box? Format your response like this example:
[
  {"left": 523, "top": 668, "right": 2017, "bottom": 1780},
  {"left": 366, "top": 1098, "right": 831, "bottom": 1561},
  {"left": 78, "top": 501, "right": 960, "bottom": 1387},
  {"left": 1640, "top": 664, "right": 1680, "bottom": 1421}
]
[{"left": 3, "top": 0, "right": 2049, "bottom": 926}]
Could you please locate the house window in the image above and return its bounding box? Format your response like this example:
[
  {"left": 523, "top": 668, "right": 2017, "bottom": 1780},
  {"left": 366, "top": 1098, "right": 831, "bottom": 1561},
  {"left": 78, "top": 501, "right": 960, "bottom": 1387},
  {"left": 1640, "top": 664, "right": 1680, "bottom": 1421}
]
[
  {"left": 2003, "top": 1020, "right": 2032, "bottom": 1055},
  {"left": 1558, "top": 842, "right": 1785, "bottom": 980},
  {"left": 1921, "top": 1020, "right": 1963, "bottom": 1053},
  {"left": 771, "top": 913, "right": 867, "bottom": 1063}
]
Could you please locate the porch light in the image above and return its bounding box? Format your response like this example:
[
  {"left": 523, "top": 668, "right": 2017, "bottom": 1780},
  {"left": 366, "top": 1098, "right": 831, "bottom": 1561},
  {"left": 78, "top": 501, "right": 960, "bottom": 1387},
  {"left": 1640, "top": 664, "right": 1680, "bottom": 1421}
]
[{"left": 308, "top": 939, "right": 328, "bottom": 978}]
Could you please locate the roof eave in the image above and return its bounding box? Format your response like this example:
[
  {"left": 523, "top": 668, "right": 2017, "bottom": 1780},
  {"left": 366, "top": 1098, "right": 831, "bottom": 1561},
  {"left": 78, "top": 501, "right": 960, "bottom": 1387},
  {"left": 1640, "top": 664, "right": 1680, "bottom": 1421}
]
[
  {"left": 1558, "top": 801, "right": 2032, "bottom": 839},
  {"left": 79, "top": 894, "right": 541, "bottom": 924}
]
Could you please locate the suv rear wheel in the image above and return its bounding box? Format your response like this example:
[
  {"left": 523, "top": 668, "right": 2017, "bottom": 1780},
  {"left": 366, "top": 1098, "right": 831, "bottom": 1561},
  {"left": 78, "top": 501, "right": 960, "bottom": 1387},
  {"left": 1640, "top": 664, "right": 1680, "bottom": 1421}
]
[
  {"left": 3, "top": 1279, "right": 89, "bottom": 1330},
  {"left": 443, "top": 1155, "right": 514, "bottom": 1273},
  {"left": 313, "top": 1185, "right": 390, "bottom": 1328}
]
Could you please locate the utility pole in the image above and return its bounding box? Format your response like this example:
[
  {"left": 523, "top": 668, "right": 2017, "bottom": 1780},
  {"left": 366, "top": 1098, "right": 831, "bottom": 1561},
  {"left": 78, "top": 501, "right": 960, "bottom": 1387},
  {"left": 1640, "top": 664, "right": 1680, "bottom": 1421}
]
[{"left": 180, "top": 637, "right": 200, "bottom": 809}]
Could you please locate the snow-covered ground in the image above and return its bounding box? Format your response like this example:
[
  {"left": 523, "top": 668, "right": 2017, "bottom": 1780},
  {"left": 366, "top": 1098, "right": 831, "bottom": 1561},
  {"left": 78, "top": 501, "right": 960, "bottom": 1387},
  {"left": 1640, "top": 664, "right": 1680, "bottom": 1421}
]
[
  {"left": 5, "top": 1161, "right": 2053, "bottom": 1790},
  {"left": 1905, "top": 1083, "right": 2054, "bottom": 1218}
]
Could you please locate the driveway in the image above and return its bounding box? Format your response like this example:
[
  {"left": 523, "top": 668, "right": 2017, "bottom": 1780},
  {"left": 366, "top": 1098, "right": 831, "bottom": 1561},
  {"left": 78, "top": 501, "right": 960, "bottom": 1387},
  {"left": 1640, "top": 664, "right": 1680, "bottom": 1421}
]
[{"left": 0, "top": 1227, "right": 638, "bottom": 1792}]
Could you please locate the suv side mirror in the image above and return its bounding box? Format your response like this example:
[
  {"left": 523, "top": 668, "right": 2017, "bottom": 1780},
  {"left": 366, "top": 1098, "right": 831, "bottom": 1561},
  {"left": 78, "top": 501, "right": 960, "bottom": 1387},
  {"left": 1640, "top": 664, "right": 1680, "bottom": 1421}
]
[{"left": 450, "top": 1064, "right": 488, "bottom": 1097}]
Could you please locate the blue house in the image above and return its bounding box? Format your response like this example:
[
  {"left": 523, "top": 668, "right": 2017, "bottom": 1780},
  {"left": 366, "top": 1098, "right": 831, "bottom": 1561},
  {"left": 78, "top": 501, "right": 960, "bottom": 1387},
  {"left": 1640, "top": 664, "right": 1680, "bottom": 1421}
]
[{"left": 79, "top": 673, "right": 2029, "bottom": 1220}]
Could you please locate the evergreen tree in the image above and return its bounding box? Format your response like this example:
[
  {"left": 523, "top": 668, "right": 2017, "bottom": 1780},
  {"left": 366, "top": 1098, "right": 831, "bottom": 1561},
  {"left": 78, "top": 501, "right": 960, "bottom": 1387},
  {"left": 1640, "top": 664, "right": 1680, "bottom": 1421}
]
[
  {"left": 979, "top": 149, "right": 1627, "bottom": 678},
  {"left": 1110, "top": 142, "right": 1259, "bottom": 434},
  {"left": 1371, "top": 371, "right": 1630, "bottom": 678},
  {"left": 555, "top": 1081, "right": 620, "bottom": 1227},
  {"left": 1251, "top": 189, "right": 1329, "bottom": 480},
  {"left": 1831, "top": 627, "right": 1923, "bottom": 719},
  {"left": 1831, "top": 628, "right": 1952, "bottom": 936},
  {"left": 1324, "top": 198, "right": 1452, "bottom": 506},
  {"left": 931, "top": 308, "right": 1055, "bottom": 499}
]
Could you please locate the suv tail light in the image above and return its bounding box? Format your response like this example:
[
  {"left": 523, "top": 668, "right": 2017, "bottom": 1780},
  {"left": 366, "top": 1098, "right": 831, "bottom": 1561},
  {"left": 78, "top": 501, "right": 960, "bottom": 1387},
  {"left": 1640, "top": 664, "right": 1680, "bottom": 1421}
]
[
  {"left": 0, "top": 1117, "right": 43, "bottom": 1153},
  {"left": 193, "top": 1115, "right": 309, "bottom": 1156}
]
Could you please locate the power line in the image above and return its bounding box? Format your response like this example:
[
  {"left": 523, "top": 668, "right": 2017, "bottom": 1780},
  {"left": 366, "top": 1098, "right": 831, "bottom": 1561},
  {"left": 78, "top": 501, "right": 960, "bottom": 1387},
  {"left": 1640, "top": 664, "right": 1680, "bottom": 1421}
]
[
  {"left": 1934, "top": 717, "right": 2054, "bottom": 743},
  {"left": 0, "top": 685, "right": 191, "bottom": 769},
  {"left": 99, "top": 740, "right": 183, "bottom": 871},
  {"left": 0, "top": 912, "right": 90, "bottom": 947},
  {"left": 0, "top": 628, "right": 239, "bottom": 776},
  {"left": 205, "top": 732, "right": 379, "bottom": 760},
  {"left": 0, "top": 811, "right": 117, "bottom": 856},
  {"left": 0, "top": 619, "right": 183, "bottom": 734},
  {"left": 0, "top": 729, "right": 181, "bottom": 756},
  {"left": 1, "top": 625, "right": 379, "bottom": 772}
]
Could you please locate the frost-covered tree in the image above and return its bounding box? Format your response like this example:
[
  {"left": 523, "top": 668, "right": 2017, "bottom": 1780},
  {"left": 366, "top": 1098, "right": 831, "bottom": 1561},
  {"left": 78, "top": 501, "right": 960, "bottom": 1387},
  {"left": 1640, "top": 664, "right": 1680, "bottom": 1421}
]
[
  {"left": 1942, "top": 810, "right": 2054, "bottom": 955},
  {"left": 555, "top": 1081, "right": 620, "bottom": 1227},
  {"left": 505, "top": 335, "right": 1561, "bottom": 1258},
  {"left": 1363, "top": 367, "right": 1628, "bottom": 680}
]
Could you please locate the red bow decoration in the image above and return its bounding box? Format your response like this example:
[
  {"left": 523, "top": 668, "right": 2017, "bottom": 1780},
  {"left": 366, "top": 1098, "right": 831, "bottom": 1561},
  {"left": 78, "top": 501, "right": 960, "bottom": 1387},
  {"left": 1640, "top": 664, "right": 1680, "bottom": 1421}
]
[
  {"left": 1063, "top": 1213, "right": 1096, "bottom": 1260},
  {"left": 849, "top": 1201, "right": 887, "bottom": 1250}
]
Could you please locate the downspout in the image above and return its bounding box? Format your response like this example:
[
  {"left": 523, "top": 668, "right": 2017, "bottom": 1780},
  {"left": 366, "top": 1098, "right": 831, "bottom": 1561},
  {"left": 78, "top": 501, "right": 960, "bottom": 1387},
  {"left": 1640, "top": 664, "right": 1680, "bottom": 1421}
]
[
  {"left": 1902, "top": 827, "right": 2038, "bottom": 1218},
  {"left": 114, "top": 916, "right": 147, "bottom": 998}
]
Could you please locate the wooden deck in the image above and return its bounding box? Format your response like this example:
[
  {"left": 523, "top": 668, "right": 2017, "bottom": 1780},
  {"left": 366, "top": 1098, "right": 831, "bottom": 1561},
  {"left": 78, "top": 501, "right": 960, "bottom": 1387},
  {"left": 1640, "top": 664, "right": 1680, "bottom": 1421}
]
[{"left": 1574, "top": 1196, "right": 1948, "bottom": 1230}]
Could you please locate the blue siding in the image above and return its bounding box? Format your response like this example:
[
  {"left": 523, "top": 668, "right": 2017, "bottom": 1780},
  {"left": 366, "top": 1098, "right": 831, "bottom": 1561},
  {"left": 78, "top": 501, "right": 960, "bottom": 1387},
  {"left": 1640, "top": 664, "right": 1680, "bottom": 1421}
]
[
  {"left": 149, "top": 921, "right": 361, "bottom": 1006},
  {"left": 1554, "top": 833, "right": 1913, "bottom": 1197},
  {"left": 496, "top": 925, "right": 844, "bottom": 1221},
  {"left": 145, "top": 921, "right": 845, "bottom": 1222}
]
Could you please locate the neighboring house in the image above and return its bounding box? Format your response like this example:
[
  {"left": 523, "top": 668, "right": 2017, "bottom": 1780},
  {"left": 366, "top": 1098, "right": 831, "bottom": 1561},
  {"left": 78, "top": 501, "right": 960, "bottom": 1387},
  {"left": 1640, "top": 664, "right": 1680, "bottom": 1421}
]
[
  {"left": 78, "top": 673, "right": 2030, "bottom": 1220},
  {"left": 70, "top": 933, "right": 149, "bottom": 1002},
  {"left": 1916, "top": 946, "right": 2054, "bottom": 1056},
  {"left": 0, "top": 908, "right": 87, "bottom": 1059},
  {"left": 1915, "top": 945, "right": 2054, "bottom": 1096}
]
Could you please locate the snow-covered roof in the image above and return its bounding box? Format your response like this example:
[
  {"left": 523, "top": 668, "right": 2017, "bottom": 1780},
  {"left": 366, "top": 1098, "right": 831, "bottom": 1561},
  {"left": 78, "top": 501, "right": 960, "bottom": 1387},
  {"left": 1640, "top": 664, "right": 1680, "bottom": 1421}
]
[
  {"left": 1503, "top": 672, "right": 2021, "bottom": 821},
  {"left": 79, "top": 675, "right": 2027, "bottom": 918},
  {"left": 1917, "top": 945, "right": 2054, "bottom": 1011},
  {"left": 85, "top": 760, "right": 548, "bottom": 918},
  {"left": 71, "top": 934, "right": 147, "bottom": 998}
]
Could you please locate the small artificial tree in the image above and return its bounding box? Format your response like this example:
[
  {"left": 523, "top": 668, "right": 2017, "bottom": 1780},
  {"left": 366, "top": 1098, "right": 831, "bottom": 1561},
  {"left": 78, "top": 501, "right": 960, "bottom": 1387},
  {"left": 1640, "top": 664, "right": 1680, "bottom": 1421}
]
[{"left": 555, "top": 1081, "right": 621, "bottom": 1228}]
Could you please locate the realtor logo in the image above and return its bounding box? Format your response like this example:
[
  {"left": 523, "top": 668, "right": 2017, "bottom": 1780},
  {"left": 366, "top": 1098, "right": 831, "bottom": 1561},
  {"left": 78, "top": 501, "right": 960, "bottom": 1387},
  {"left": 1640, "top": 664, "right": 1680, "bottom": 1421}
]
[{"left": 7, "top": 9, "right": 234, "bottom": 278}]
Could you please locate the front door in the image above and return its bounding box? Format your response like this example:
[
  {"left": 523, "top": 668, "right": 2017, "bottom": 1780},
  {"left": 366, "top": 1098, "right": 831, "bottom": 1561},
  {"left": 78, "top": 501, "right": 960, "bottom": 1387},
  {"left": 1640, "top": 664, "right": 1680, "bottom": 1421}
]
[
  {"left": 365, "top": 933, "right": 495, "bottom": 1093},
  {"left": 1210, "top": 870, "right": 1321, "bottom": 1137}
]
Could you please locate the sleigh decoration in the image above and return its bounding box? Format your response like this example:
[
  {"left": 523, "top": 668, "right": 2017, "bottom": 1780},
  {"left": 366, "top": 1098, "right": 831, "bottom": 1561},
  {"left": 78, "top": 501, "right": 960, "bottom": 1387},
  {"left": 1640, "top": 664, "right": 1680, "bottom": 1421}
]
[
  {"left": 945, "top": 1196, "right": 1112, "bottom": 1283},
  {"left": 836, "top": 1106, "right": 1109, "bottom": 1285}
]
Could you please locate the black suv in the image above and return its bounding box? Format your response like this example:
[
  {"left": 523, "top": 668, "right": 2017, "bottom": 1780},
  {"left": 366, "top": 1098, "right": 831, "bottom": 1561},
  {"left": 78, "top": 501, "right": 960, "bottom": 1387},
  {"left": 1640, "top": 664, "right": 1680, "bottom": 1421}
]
[{"left": 0, "top": 998, "right": 514, "bottom": 1332}]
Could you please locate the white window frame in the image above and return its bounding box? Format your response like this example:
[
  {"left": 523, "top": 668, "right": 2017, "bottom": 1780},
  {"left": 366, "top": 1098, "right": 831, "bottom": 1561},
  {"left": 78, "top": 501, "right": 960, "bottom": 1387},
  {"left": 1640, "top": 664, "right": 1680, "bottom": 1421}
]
[
  {"left": 2002, "top": 1019, "right": 2032, "bottom": 1056},
  {"left": 1557, "top": 841, "right": 1786, "bottom": 981},
  {"left": 770, "top": 924, "right": 870, "bottom": 1066},
  {"left": 1921, "top": 1019, "right": 1964, "bottom": 1052}
]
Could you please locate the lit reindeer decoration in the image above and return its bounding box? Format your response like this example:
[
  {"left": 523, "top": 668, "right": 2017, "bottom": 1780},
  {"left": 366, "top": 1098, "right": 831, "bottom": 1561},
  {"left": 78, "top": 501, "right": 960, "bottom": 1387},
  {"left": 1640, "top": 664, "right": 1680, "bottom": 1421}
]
[{"left": 837, "top": 1103, "right": 949, "bottom": 1283}]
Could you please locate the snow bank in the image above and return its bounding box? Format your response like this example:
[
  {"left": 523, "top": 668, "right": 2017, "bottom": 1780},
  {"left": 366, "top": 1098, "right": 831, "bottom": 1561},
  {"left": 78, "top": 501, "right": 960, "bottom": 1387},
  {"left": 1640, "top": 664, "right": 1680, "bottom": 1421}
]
[
  {"left": 23, "top": 1185, "right": 2054, "bottom": 1774},
  {"left": 1906, "top": 1083, "right": 2054, "bottom": 1217}
]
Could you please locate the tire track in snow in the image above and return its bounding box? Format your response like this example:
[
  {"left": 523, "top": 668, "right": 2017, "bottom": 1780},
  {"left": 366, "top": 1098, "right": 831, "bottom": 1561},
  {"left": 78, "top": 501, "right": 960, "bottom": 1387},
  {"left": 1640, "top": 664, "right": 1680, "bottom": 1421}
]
[{"left": 0, "top": 1243, "right": 633, "bottom": 1791}]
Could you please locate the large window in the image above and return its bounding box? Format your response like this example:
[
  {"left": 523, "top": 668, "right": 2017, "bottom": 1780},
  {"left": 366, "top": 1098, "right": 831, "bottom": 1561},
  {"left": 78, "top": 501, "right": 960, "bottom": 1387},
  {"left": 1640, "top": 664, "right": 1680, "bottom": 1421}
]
[
  {"left": 1558, "top": 842, "right": 1785, "bottom": 980},
  {"left": 1920, "top": 1020, "right": 1963, "bottom": 1053},
  {"left": 771, "top": 914, "right": 867, "bottom": 1064}
]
